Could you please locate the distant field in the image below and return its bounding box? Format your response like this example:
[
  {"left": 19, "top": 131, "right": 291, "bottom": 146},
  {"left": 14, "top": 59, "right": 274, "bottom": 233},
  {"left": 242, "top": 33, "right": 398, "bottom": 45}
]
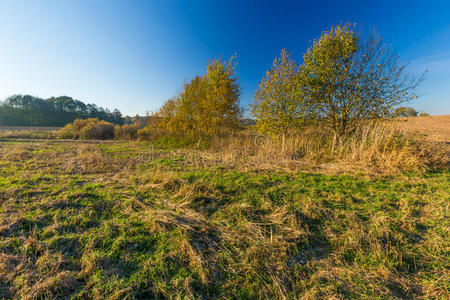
[
  {"left": 2, "top": 115, "right": 450, "bottom": 143},
  {"left": 0, "top": 140, "right": 448, "bottom": 299},
  {"left": 0, "top": 126, "right": 59, "bottom": 139},
  {"left": 0, "top": 126, "right": 61, "bottom": 131},
  {"left": 394, "top": 115, "right": 450, "bottom": 143}
]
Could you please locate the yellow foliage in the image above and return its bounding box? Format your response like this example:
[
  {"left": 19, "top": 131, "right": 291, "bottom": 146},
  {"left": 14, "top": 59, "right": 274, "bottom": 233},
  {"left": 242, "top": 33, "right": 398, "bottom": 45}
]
[
  {"left": 142, "top": 56, "right": 242, "bottom": 142},
  {"left": 251, "top": 49, "right": 308, "bottom": 140}
]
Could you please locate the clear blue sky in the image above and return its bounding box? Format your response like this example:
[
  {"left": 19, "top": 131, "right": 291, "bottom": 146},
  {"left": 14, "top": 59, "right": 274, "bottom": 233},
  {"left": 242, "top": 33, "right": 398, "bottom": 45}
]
[{"left": 0, "top": 0, "right": 449, "bottom": 116}]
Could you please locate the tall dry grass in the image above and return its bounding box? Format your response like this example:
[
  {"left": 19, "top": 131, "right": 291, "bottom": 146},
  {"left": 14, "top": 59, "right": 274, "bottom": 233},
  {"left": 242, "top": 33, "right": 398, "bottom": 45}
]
[
  {"left": 0, "top": 128, "right": 58, "bottom": 139},
  {"left": 209, "top": 121, "right": 449, "bottom": 173}
]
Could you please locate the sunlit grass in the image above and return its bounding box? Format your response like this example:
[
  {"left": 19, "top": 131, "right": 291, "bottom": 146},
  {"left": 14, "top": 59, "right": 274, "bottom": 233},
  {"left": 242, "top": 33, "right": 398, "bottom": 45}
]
[{"left": 0, "top": 141, "right": 448, "bottom": 298}]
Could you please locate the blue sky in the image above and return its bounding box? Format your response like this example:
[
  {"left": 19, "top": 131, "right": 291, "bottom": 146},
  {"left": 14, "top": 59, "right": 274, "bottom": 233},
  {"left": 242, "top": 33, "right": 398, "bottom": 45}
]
[{"left": 0, "top": 0, "right": 449, "bottom": 116}]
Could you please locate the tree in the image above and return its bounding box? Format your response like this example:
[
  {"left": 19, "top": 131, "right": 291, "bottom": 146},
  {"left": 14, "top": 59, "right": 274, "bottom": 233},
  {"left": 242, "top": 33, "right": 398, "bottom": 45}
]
[
  {"left": 112, "top": 109, "right": 123, "bottom": 125},
  {"left": 153, "top": 56, "right": 242, "bottom": 142},
  {"left": 176, "top": 74, "right": 209, "bottom": 139},
  {"left": 155, "top": 97, "right": 180, "bottom": 133},
  {"left": 0, "top": 94, "right": 123, "bottom": 126},
  {"left": 251, "top": 49, "right": 307, "bottom": 142},
  {"left": 204, "top": 56, "right": 242, "bottom": 133},
  {"left": 395, "top": 107, "right": 418, "bottom": 117},
  {"left": 300, "top": 24, "right": 423, "bottom": 136}
]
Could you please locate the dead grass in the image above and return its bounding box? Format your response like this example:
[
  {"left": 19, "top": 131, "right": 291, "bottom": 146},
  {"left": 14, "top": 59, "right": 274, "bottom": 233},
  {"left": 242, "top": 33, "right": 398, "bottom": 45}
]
[
  {"left": 206, "top": 121, "right": 449, "bottom": 174},
  {"left": 0, "top": 127, "right": 58, "bottom": 139},
  {"left": 0, "top": 138, "right": 448, "bottom": 298},
  {"left": 394, "top": 115, "right": 450, "bottom": 143}
]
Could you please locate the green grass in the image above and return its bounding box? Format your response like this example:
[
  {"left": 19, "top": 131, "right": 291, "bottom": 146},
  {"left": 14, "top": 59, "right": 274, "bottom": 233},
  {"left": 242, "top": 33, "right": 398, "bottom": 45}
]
[{"left": 0, "top": 141, "right": 448, "bottom": 299}]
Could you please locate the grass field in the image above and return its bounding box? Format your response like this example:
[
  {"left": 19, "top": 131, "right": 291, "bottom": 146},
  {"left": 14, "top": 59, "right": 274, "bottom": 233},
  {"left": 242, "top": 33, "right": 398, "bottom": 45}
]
[
  {"left": 0, "top": 127, "right": 59, "bottom": 140},
  {"left": 0, "top": 139, "right": 448, "bottom": 299},
  {"left": 393, "top": 115, "right": 450, "bottom": 143}
]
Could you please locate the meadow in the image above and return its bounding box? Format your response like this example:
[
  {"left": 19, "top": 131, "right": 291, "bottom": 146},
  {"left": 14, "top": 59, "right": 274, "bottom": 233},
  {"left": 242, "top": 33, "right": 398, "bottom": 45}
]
[
  {"left": 0, "top": 127, "right": 59, "bottom": 140},
  {"left": 0, "top": 116, "right": 448, "bottom": 299}
]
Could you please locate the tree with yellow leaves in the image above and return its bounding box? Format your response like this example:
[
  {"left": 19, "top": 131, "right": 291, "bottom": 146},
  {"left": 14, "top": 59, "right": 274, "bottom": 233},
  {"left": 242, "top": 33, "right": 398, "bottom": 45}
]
[
  {"left": 251, "top": 49, "right": 307, "bottom": 143},
  {"left": 154, "top": 56, "right": 242, "bottom": 142},
  {"left": 300, "top": 24, "right": 423, "bottom": 136}
]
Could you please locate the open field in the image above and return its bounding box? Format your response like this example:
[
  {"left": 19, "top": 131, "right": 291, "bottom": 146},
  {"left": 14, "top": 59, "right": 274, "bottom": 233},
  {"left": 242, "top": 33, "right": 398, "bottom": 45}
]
[
  {"left": 0, "top": 140, "right": 448, "bottom": 299},
  {"left": 0, "top": 127, "right": 59, "bottom": 140},
  {"left": 1, "top": 115, "right": 449, "bottom": 143},
  {"left": 394, "top": 115, "right": 450, "bottom": 143}
]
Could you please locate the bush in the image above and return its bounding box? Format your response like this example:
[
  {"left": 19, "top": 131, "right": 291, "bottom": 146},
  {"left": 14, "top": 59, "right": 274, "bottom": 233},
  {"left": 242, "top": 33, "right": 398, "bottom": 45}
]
[
  {"left": 114, "top": 123, "right": 140, "bottom": 140},
  {"left": 80, "top": 121, "right": 114, "bottom": 140},
  {"left": 419, "top": 112, "right": 430, "bottom": 117},
  {"left": 137, "top": 126, "right": 161, "bottom": 141},
  {"left": 57, "top": 118, "right": 114, "bottom": 140},
  {"left": 57, "top": 124, "right": 76, "bottom": 139},
  {"left": 396, "top": 107, "right": 419, "bottom": 117}
]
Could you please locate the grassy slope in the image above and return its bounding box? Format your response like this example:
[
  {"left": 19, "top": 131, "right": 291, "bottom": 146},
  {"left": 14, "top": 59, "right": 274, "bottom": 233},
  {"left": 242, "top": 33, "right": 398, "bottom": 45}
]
[{"left": 0, "top": 141, "right": 448, "bottom": 299}]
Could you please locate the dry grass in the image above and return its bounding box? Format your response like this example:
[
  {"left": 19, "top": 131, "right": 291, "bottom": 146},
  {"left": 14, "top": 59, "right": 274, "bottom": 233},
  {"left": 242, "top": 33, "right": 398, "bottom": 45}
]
[
  {"left": 394, "top": 115, "right": 450, "bottom": 143},
  {"left": 0, "top": 127, "right": 58, "bottom": 139},
  {"left": 0, "top": 132, "right": 448, "bottom": 298},
  {"left": 206, "top": 121, "right": 449, "bottom": 174}
]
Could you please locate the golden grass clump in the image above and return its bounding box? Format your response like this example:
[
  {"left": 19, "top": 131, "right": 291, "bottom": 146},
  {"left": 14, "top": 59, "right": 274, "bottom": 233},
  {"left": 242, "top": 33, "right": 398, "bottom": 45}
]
[{"left": 209, "top": 121, "right": 449, "bottom": 173}]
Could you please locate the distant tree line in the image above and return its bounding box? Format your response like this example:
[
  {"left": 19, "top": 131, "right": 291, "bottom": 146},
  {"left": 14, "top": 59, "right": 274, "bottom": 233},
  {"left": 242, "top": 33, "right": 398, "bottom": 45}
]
[
  {"left": 0, "top": 95, "right": 124, "bottom": 126},
  {"left": 394, "top": 107, "right": 429, "bottom": 117}
]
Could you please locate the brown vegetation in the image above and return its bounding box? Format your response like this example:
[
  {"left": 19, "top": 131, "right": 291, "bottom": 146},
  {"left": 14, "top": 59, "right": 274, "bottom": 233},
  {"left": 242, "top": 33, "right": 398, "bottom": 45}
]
[
  {"left": 394, "top": 115, "right": 450, "bottom": 143},
  {"left": 57, "top": 118, "right": 114, "bottom": 140},
  {"left": 0, "top": 140, "right": 448, "bottom": 298}
]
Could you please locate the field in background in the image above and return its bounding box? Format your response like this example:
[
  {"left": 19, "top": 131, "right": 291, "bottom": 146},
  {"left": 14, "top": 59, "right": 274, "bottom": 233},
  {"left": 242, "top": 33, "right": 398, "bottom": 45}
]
[
  {"left": 0, "top": 140, "right": 448, "bottom": 299},
  {"left": 1, "top": 115, "right": 450, "bottom": 143},
  {"left": 0, "top": 126, "right": 59, "bottom": 139},
  {"left": 394, "top": 115, "right": 450, "bottom": 143},
  {"left": 0, "top": 126, "right": 60, "bottom": 131}
]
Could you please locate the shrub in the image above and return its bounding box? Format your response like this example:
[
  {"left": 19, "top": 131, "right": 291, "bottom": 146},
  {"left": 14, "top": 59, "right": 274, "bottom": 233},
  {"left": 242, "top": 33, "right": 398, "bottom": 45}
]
[
  {"left": 396, "top": 107, "right": 419, "bottom": 117},
  {"left": 137, "top": 126, "right": 166, "bottom": 141},
  {"left": 419, "top": 112, "right": 430, "bottom": 117},
  {"left": 57, "top": 118, "right": 114, "bottom": 140},
  {"left": 114, "top": 123, "right": 140, "bottom": 140},
  {"left": 57, "top": 124, "right": 76, "bottom": 139},
  {"left": 80, "top": 121, "right": 114, "bottom": 140}
]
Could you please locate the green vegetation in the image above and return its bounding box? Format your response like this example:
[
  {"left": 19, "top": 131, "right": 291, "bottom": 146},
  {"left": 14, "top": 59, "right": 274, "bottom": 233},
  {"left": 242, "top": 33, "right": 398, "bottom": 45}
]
[
  {"left": 0, "top": 141, "right": 448, "bottom": 299},
  {"left": 0, "top": 95, "right": 123, "bottom": 127},
  {"left": 0, "top": 23, "right": 446, "bottom": 299},
  {"left": 253, "top": 24, "right": 423, "bottom": 137},
  {"left": 396, "top": 107, "right": 419, "bottom": 117}
]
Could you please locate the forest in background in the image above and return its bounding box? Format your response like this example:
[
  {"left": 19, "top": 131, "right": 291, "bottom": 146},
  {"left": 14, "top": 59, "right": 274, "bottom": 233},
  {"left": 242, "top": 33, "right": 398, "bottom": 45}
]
[{"left": 0, "top": 94, "right": 125, "bottom": 126}]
